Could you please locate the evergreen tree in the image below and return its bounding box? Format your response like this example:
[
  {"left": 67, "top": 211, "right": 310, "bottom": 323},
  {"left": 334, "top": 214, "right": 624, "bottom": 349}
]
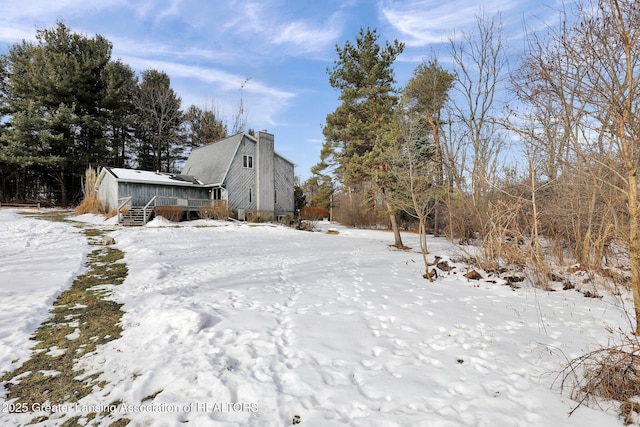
[
  {"left": 317, "top": 27, "right": 405, "bottom": 246},
  {"left": 303, "top": 173, "right": 333, "bottom": 211},
  {"left": 133, "top": 69, "right": 183, "bottom": 172},
  {"left": 1, "top": 22, "right": 112, "bottom": 204},
  {"left": 401, "top": 59, "right": 456, "bottom": 234},
  {"left": 183, "top": 104, "right": 227, "bottom": 148},
  {"left": 103, "top": 60, "right": 138, "bottom": 168}
]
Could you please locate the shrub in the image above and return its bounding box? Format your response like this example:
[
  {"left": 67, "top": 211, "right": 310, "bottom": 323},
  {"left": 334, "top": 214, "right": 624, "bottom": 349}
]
[
  {"left": 559, "top": 331, "right": 640, "bottom": 424},
  {"left": 332, "top": 192, "right": 381, "bottom": 228},
  {"left": 154, "top": 206, "right": 184, "bottom": 222},
  {"left": 198, "top": 204, "right": 231, "bottom": 220},
  {"left": 300, "top": 206, "right": 330, "bottom": 220}
]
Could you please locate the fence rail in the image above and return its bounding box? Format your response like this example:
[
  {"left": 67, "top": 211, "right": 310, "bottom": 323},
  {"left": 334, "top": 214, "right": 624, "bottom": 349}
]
[
  {"left": 151, "top": 196, "right": 219, "bottom": 208},
  {"left": 118, "top": 196, "right": 227, "bottom": 224},
  {"left": 0, "top": 202, "right": 41, "bottom": 210}
]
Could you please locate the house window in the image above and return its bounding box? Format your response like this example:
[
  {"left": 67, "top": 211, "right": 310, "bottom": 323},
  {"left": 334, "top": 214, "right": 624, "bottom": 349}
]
[
  {"left": 212, "top": 188, "right": 222, "bottom": 200},
  {"left": 274, "top": 189, "right": 277, "bottom": 204},
  {"left": 249, "top": 188, "right": 253, "bottom": 203},
  {"left": 243, "top": 155, "right": 253, "bottom": 168}
]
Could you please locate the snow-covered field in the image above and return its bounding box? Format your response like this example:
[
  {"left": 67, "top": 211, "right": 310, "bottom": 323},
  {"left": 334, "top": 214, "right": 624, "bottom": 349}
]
[{"left": 0, "top": 208, "right": 631, "bottom": 426}]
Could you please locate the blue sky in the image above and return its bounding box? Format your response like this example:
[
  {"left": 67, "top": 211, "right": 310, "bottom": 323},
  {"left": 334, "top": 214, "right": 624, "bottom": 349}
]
[{"left": 0, "top": 0, "right": 564, "bottom": 181}]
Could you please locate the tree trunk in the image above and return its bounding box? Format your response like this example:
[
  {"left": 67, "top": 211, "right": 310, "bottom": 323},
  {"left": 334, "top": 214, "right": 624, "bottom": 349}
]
[
  {"left": 419, "top": 217, "right": 432, "bottom": 282},
  {"left": 388, "top": 211, "right": 404, "bottom": 248},
  {"left": 59, "top": 170, "right": 68, "bottom": 207},
  {"left": 381, "top": 187, "right": 404, "bottom": 248},
  {"left": 628, "top": 171, "right": 640, "bottom": 335},
  {"left": 429, "top": 116, "right": 444, "bottom": 235}
]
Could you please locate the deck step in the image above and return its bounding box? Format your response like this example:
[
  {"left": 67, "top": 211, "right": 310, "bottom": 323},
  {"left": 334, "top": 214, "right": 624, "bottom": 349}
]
[{"left": 121, "top": 207, "right": 149, "bottom": 226}]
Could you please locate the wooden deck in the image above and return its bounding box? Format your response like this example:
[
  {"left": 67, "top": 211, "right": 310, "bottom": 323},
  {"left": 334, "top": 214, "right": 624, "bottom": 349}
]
[{"left": 119, "top": 197, "right": 228, "bottom": 225}]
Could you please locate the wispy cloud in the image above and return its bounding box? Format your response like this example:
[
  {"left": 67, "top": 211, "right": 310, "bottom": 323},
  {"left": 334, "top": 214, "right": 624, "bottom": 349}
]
[
  {"left": 108, "top": 35, "right": 243, "bottom": 65},
  {"left": 217, "top": 1, "right": 343, "bottom": 57},
  {"left": 0, "top": 25, "right": 38, "bottom": 44},
  {"left": 0, "top": 0, "right": 130, "bottom": 44},
  {"left": 120, "top": 55, "right": 296, "bottom": 127},
  {"left": 272, "top": 14, "right": 343, "bottom": 55},
  {"left": 153, "top": 0, "right": 185, "bottom": 23},
  {"left": 0, "top": 0, "right": 127, "bottom": 21},
  {"left": 379, "top": 0, "right": 516, "bottom": 46},
  {"left": 125, "top": 57, "right": 294, "bottom": 100}
]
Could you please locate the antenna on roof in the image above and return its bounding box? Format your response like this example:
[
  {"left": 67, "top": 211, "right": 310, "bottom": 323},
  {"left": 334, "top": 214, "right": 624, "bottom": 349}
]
[
  {"left": 232, "top": 78, "right": 250, "bottom": 135},
  {"left": 239, "top": 77, "right": 250, "bottom": 117}
]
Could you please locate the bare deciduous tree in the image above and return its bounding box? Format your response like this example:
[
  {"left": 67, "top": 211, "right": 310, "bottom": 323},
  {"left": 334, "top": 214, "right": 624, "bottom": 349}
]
[
  {"left": 519, "top": 0, "right": 640, "bottom": 334},
  {"left": 449, "top": 12, "right": 508, "bottom": 218},
  {"left": 390, "top": 118, "right": 441, "bottom": 280}
]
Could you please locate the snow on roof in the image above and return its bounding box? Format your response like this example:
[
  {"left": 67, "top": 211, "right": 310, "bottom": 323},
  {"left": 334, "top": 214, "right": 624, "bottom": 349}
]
[{"left": 108, "top": 168, "right": 204, "bottom": 186}]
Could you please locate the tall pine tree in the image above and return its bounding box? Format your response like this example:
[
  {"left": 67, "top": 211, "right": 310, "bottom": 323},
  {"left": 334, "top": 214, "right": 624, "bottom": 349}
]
[
  {"left": 402, "top": 59, "right": 455, "bottom": 234},
  {"left": 1, "top": 22, "right": 112, "bottom": 204},
  {"left": 103, "top": 60, "right": 138, "bottom": 168},
  {"left": 317, "top": 27, "right": 405, "bottom": 246},
  {"left": 133, "top": 69, "right": 183, "bottom": 172}
]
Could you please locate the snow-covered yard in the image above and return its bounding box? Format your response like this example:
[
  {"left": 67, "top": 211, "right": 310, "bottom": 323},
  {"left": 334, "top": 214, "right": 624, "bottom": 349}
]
[{"left": 0, "top": 208, "right": 631, "bottom": 426}]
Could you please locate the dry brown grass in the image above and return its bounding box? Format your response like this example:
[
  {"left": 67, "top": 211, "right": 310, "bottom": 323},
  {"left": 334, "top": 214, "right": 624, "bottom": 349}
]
[
  {"left": 154, "top": 206, "right": 185, "bottom": 222},
  {"left": 478, "top": 200, "right": 529, "bottom": 270},
  {"left": 74, "top": 194, "right": 104, "bottom": 215},
  {"left": 74, "top": 167, "right": 105, "bottom": 215},
  {"left": 198, "top": 203, "right": 230, "bottom": 220},
  {"left": 1, "top": 226, "right": 128, "bottom": 424}
]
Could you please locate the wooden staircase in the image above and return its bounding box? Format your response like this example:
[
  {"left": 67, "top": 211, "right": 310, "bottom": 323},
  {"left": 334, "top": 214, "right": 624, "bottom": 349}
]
[{"left": 121, "top": 207, "right": 150, "bottom": 226}]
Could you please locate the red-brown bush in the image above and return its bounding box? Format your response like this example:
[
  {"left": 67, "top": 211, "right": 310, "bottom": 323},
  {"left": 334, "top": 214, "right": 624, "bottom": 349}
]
[{"left": 301, "top": 206, "right": 330, "bottom": 220}]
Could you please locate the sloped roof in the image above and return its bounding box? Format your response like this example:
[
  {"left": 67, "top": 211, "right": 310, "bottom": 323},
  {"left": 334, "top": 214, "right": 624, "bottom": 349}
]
[
  {"left": 182, "top": 132, "right": 296, "bottom": 186},
  {"left": 182, "top": 133, "right": 244, "bottom": 185},
  {"left": 103, "top": 167, "right": 204, "bottom": 187}
]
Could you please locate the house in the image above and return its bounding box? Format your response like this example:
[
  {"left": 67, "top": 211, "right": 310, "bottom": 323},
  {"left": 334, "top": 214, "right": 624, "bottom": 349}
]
[
  {"left": 96, "top": 168, "right": 213, "bottom": 224},
  {"left": 96, "top": 130, "right": 295, "bottom": 224},
  {"left": 182, "top": 130, "right": 295, "bottom": 221}
]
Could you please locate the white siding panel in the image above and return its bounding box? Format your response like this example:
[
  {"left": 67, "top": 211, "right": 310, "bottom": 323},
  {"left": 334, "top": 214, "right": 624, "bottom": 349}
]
[{"left": 96, "top": 170, "right": 119, "bottom": 211}]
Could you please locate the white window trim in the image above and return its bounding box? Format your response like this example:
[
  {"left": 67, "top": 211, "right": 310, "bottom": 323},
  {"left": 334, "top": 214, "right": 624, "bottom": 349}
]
[{"left": 243, "top": 155, "right": 253, "bottom": 168}]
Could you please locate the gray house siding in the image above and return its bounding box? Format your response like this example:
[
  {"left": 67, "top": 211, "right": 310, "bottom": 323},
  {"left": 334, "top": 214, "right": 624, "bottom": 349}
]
[
  {"left": 256, "top": 132, "right": 275, "bottom": 219},
  {"left": 96, "top": 167, "right": 211, "bottom": 215},
  {"left": 98, "top": 132, "right": 294, "bottom": 223},
  {"left": 225, "top": 136, "right": 257, "bottom": 214},
  {"left": 119, "top": 182, "right": 210, "bottom": 206},
  {"left": 274, "top": 154, "right": 295, "bottom": 217},
  {"left": 182, "top": 134, "right": 242, "bottom": 185},
  {"left": 108, "top": 131, "right": 296, "bottom": 221}
]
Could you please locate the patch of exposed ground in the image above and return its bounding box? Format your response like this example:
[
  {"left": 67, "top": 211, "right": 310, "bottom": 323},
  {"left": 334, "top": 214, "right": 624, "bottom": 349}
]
[{"left": 1, "top": 218, "right": 129, "bottom": 426}]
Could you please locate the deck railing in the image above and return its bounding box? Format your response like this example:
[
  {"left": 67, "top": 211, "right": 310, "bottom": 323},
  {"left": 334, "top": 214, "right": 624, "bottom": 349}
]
[
  {"left": 139, "top": 196, "right": 226, "bottom": 223},
  {"left": 117, "top": 196, "right": 132, "bottom": 223}
]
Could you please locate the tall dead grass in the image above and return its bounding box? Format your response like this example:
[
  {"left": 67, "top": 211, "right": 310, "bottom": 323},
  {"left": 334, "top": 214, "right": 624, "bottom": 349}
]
[{"left": 75, "top": 166, "right": 104, "bottom": 215}]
